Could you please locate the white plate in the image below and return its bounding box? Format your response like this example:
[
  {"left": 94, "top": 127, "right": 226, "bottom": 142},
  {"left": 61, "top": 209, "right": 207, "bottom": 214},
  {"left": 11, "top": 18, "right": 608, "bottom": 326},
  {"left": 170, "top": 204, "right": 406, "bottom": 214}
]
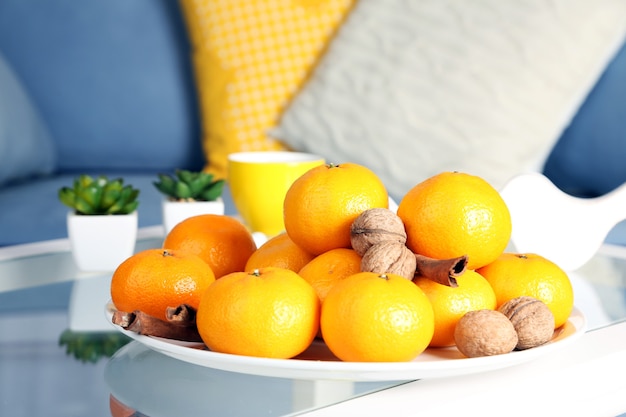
[{"left": 107, "top": 307, "right": 586, "bottom": 381}]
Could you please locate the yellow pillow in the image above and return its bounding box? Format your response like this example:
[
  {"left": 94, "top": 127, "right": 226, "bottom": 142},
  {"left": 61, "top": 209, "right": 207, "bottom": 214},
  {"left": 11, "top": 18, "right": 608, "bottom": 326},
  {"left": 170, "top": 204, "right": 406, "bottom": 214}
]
[{"left": 179, "top": 0, "right": 355, "bottom": 178}]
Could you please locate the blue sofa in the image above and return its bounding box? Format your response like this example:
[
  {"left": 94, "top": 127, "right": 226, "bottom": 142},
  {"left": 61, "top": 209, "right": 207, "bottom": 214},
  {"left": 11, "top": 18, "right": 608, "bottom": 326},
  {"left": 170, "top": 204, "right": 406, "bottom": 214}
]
[
  {"left": 1, "top": 0, "right": 625, "bottom": 247},
  {"left": 0, "top": 0, "right": 237, "bottom": 247}
]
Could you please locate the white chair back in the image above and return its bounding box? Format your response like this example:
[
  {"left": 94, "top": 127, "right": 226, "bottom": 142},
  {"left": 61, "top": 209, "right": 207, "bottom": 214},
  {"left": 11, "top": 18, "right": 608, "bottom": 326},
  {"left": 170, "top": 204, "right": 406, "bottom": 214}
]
[{"left": 500, "top": 173, "right": 626, "bottom": 271}]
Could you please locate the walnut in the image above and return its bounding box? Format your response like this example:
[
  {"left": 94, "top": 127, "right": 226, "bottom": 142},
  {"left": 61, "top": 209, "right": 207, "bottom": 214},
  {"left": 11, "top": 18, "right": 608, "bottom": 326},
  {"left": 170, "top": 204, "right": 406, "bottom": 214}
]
[
  {"left": 350, "top": 208, "right": 407, "bottom": 256},
  {"left": 454, "top": 310, "right": 518, "bottom": 358},
  {"left": 360, "top": 241, "right": 416, "bottom": 280},
  {"left": 498, "top": 296, "right": 555, "bottom": 350}
]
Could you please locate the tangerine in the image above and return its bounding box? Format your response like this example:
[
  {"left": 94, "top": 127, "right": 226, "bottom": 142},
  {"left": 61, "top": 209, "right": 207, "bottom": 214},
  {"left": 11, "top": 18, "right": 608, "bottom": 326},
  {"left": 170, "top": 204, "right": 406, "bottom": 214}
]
[
  {"left": 298, "top": 248, "right": 362, "bottom": 303},
  {"left": 321, "top": 272, "right": 435, "bottom": 362},
  {"left": 283, "top": 163, "right": 388, "bottom": 255},
  {"left": 196, "top": 267, "right": 320, "bottom": 359},
  {"left": 245, "top": 232, "right": 315, "bottom": 272},
  {"left": 110, "top": 248, "right": 216, "bottom": 321},
  {"left": 397, "top": 171, "right": 511, "bottom": 270},
  {"left": 477, "top": 253, "right": 574, "bottom": 328},
  {"left": 414, "top": 270, "right": 497, "bottom": 347},
  {"left": 162, "top": 214, "right": 256, "bottom": 278}
]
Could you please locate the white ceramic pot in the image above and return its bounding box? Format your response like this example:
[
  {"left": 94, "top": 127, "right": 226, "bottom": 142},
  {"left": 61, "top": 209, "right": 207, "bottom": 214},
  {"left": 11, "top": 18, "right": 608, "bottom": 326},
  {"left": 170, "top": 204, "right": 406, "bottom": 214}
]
[
  {"left": 162, "top": 198, "right": 225, "bottom": 234},
  {"left": 67, "top": 211, "right": 138, "bottom": 272}
]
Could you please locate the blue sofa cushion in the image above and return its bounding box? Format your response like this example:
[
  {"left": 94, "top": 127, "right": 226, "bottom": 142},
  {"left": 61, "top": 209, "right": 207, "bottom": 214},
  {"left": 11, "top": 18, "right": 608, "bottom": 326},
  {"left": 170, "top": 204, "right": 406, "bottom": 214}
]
[
  {"left": 0, "top": 0, "right": 203, "bottom": 173},
  {"left": 544, "top": 39, "right": 626, "bottom": 197},
  {"left": 0, "top": 52, "right": 56, "bottom": 186}
]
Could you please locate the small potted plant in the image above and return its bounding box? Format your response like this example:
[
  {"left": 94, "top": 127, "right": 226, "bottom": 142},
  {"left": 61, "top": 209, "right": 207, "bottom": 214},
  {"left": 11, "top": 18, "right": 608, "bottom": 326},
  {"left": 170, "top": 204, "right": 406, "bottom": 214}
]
[
  {"left": 59, "top": 175, "right": 140, "bottom": 271},
  {"left": 154, "top": 169, "right": 225, "bottom": 233}
]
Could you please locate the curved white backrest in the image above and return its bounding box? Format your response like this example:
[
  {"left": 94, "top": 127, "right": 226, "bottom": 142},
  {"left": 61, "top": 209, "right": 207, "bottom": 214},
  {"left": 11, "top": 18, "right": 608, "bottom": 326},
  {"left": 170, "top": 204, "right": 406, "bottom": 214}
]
[{"left": 500, "top": 173, "right": 626, "bottom": 271}]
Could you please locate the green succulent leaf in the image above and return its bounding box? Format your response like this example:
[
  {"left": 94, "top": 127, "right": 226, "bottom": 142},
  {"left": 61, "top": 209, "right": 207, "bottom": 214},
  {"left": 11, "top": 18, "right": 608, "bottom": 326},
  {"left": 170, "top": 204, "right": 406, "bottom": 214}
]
[
  {"left": 153, "top": 174, "right": 177, "bottom": 197},
  {"left": 153, "top": 170, "right": 224, "bottom": 201},
  {"left": 96, "top": 175, "right": 111, "bottom": 187},
  {"left": 58, "top": 188, "right": 77, "bottom": 208},
  {"left": 174, "top": 181, "right": 192, "bottom": 199},
  {"left": 188, "top": 173, "right": 214, "bottom": 196},
  {"left": 176, "top": 169, "right": 195, "bottom": 185},
  {"left": 77, "top": 184, "right": 103, "bottom": 210},
  {"left": 199, "top": 179, "right": 225, "bottom": 201},
  {"left": 127, "top": 188, "right": 140, "bottom": 204},
  {"left": 106, "top": 186, "right": 140, "bottom": 214},
  {"left": 101, "top": 182, "right": 123, "bottom": 210},
  {"left": 121, "top": 200, "right": 139, "bottom": 214},
  {"left": 73, "top": 195, "right": 96, "bottom": 214},
  {"left": 76, "top": 174, "right": 95, "bottom": 189},
  {"left": 59, "top": 174, "right": 139, "bottom": 215}
]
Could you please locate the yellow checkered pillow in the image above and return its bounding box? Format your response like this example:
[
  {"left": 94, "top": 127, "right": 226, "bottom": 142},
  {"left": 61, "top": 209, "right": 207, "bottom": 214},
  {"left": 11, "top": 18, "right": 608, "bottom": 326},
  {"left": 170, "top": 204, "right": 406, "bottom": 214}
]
[{"left": 179, "top": 0, "right": 354, "bottom": 177}]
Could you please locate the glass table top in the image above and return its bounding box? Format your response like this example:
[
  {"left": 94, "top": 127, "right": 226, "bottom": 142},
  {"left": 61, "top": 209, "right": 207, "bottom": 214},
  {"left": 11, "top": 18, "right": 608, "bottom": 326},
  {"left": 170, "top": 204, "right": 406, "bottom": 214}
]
[{"left": 1, "top": 229, "right": 625, "bottom": 416}]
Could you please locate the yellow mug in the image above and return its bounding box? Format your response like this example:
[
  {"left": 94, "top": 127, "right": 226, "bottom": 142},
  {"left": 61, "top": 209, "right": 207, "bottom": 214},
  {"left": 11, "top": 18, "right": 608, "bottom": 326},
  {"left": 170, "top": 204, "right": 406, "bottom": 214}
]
[{"left": 227, "top": 151, "right": 325, "bottom": 237}]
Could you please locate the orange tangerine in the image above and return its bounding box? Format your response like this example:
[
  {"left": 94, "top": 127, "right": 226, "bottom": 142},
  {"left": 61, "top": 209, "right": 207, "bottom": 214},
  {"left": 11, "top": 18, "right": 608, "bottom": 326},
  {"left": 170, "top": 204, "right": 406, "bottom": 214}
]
[
  {"left": 196, "top": 267, "right": 320, "bottom": 359},
  {"left": 398, "top": 171, "right": 511, "bottom": 270},
  {"left": 477, "top": 253, "right": 574, "bottom": 328},
  {"left": 283, "top": 163, "right": 388, "bottom": 255},
  {"left": 245, "top": 232, "right": 315, "bottom": 272},
  {"left": 321, "top": 272, "right": 435, "bottom": 362},
  {"left": 298, "top": 248, "right": 362, "bottom": 303},
  {"left": 110, "top": 248, "right": 216, "bottom": 321},
  {"left": 162, "top": 214, "right": 256, "bottom": 278},
  {"left": 414, "top": 270, "right": 497, "bottom": 347}
]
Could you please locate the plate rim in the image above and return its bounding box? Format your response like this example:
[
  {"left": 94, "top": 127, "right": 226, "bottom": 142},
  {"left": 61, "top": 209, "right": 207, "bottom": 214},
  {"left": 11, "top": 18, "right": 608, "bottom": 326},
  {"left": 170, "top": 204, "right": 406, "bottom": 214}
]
[{"left": 106, "top": 306, "right": 587, "bottom": 381}]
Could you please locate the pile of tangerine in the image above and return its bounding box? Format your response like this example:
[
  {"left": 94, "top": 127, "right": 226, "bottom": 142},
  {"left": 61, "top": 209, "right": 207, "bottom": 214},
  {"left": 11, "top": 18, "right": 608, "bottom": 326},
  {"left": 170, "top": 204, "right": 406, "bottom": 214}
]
[{"left": 110, "top": 164, "right": 574, "bottom": 362}]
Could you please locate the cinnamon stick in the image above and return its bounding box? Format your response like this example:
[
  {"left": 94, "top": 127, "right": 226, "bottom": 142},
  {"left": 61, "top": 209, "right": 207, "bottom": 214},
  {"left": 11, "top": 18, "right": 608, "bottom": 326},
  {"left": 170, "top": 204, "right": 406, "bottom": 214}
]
[
  {"left": 165, "top": 304, "right": 197, "bottom": 327},
  {"left": 112, "top": 309, "right": 202, "bottom": 342},
  {"left": 413, "top": 254, "right": 468, "bottom": 287}
]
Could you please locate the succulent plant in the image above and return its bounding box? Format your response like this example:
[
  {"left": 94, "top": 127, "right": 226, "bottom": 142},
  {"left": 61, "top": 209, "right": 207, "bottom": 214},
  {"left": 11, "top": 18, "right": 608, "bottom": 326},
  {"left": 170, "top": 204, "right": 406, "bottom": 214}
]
[
  {"left": 58, "top": 175, "right": 140, "bottom": 215},
  {"left": 153, "top": 169, "right": 225, "bottom": 202}
]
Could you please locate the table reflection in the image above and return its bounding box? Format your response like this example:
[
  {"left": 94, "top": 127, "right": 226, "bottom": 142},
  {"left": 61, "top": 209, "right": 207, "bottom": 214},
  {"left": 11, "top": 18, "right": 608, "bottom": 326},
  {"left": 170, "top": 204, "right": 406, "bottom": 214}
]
[{"left": 105, "top": 342, "right": 400, "bottom": 417}]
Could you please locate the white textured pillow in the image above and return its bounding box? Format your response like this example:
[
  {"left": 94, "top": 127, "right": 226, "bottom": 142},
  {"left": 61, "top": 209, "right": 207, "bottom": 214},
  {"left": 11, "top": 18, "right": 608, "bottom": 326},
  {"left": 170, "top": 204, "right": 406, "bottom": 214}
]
[{"left": 272, "top": 0, "right": 626, "bottom": 200}]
